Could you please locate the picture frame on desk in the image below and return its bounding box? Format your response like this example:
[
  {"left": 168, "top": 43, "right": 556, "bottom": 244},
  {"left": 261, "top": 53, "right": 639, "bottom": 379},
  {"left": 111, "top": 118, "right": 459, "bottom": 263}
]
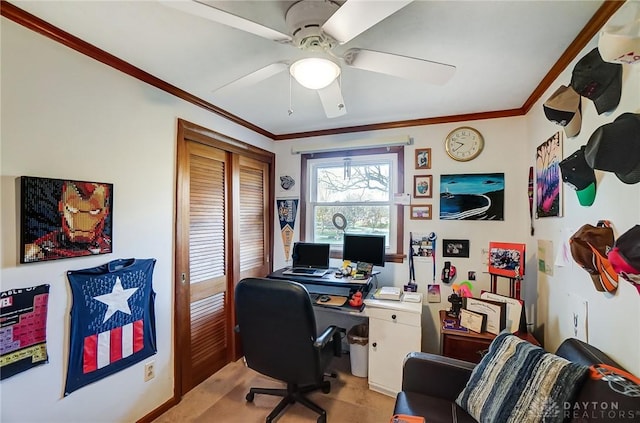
[
  {"left": 463, "top": 297, "right": 506, "bottom": 335},
  {"left": 459, "top": 308, "right": 487, "bottom": 333}
]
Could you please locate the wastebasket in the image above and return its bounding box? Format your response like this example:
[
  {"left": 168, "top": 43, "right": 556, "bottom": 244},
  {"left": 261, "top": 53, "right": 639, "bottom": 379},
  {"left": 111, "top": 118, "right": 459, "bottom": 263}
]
[{"left": 347, "top": 324, "right": 369, "bottom": 377}]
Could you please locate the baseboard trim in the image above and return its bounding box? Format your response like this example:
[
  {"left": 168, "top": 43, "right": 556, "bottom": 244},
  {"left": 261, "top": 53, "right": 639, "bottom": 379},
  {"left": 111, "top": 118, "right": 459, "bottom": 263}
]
[{"left": 136, "top": 395, "right": 180, "bottom": 423}]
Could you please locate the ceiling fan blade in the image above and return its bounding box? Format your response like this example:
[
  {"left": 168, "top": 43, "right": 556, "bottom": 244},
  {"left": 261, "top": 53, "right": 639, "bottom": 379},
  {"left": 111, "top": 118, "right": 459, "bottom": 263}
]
[
  {"left": 214, "top": 62, "right": 289, "bottom": 94},
  {"left": 160, "top": 0, "right": 292, "bottom": 43},
  {"left": 322, "top": 0, "right": 413, "bottom": 44},
  {"left": 317, "top": 80, "right": 347, "bottom": 118},
  {"left": 344, "top": 48, "right": 456, "bottom": 85}
]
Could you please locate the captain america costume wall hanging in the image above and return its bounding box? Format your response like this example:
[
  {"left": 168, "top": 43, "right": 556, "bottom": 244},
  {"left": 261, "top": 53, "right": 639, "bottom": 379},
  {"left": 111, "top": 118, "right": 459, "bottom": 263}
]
[{"left": 65, "top": 258, "right": 156, "bottom": 395}]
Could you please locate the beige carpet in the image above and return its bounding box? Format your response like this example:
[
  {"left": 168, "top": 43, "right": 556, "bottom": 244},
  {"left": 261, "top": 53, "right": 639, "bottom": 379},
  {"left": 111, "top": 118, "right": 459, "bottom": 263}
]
[{"left": 153, "top": 356, "right": 395, "bottom": 423}]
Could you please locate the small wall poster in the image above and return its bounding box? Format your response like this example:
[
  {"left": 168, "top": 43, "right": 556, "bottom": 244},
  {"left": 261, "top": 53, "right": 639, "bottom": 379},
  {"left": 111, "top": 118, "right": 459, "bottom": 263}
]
[
  {"left": 0, "top": 284, "right": 50, "bottom": 380},
  {"left": 277, "top": 199, "right": 298, "bottom": 261},
  {"left": 537, "top": 239, "right": 554, "bottom": 276},
  {"left": 535, "top": 132, "right": 563, "bottom": 218},
  {"left": 427, "top": 284, "right": 441, "bottom": 303}
]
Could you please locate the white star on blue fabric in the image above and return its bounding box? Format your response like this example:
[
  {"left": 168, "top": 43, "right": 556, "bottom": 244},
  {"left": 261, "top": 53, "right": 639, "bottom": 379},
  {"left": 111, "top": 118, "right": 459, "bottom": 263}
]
[{"left": 94, "top": 276, "right": 139, "bottom": 323}]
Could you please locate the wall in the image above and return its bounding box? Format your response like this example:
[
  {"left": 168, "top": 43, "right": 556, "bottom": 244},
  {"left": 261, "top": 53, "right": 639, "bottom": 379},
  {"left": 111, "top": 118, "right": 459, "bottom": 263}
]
[
  {"left": 272, "top": 3, "right": 640, "bottom": 374},
  {"left": 525, "top": 5, "right": 640, "bottom": 375},
  {"left": 272, "top": 118, "right": 531, "bottom": 355},
  {"left": 0, "top": 19, "right": 272, "bottom": 422}
]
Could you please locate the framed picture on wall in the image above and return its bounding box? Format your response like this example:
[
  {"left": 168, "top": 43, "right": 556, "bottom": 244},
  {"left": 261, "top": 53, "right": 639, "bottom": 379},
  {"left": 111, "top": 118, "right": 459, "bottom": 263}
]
[
  {"left": 443, "top": 239, "right": 470, "bottom": 258},
  {"left": 415, "top": 148, "right": 431, "bottom": 169},
  {"left": 20, "top": 176, "right": 113, "bottom": 263},
  {"left": 488, "top": 242, "right": 526, "bottom": 278},
  {"left": 410, "top": 205, "right": 432, "bottom": 220},
  {"left": 413, "top": 175, "right": 433, "bottom": 198}
]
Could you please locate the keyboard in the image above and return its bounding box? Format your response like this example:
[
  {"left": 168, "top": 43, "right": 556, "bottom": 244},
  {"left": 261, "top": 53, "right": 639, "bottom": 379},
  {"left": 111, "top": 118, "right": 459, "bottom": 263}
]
[{"left": 291, "top": 268, "right": 317, "bottom": 274}]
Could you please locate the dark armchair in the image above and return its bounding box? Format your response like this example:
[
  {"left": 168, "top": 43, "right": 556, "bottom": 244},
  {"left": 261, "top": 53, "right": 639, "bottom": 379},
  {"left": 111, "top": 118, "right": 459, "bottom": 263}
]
[{"left": 235, "top": 277, "right": 344, "bottom": 423}]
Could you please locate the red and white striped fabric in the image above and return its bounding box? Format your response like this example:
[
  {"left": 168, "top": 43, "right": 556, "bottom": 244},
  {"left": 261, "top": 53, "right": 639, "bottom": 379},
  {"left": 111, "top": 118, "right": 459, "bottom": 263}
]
[{"left": 83, "top": 320, "right": 144, "bottom": 373}]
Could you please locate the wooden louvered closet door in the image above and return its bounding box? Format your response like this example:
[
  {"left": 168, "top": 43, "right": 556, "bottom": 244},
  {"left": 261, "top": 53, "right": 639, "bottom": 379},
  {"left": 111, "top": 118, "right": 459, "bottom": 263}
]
[
  {"left": 182, "top": 141, "right": 230, "bottom": 392},
  {"left": 235, "top": 156, "right": 270, "bottom": 280},
  {"left": 175, "top": 119, "right": 274, "bottom": 397}
]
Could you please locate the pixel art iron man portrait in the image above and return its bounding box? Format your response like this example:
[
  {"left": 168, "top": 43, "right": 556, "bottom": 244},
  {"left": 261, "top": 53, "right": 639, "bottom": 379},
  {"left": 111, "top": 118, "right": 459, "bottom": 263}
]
[{"left": 21, "top": 177, "right": 113, "bottom": 263}]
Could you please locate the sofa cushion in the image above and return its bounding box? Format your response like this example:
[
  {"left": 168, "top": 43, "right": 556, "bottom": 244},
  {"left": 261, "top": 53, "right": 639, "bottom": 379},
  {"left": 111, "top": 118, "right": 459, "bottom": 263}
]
[{"left": 455, "top": 333, "right": 589, "bottom": 423}]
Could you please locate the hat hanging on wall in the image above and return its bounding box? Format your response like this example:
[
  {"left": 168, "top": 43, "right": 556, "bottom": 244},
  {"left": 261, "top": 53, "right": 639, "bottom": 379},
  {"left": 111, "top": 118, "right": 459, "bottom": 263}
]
[
  {"left": 570, "top": 47, "right": 622, "bottom": 115},
  {"left": 598, "top": 5, "right": 640, "bottom": 65},
  {"left": 570, "top": 221, "right": 618, "bottom": 293},
  {"left": 584, "top": 113, "right": 640, "bottom": 184},
  {"left": 608, "top": 225, "right": 640, "bottom": 294},
  {"left": 543, "top": 85, "right": 582, "bottom": 138},
  {"left": 559, "top": 146, "right": 596, "bottom": 207}
]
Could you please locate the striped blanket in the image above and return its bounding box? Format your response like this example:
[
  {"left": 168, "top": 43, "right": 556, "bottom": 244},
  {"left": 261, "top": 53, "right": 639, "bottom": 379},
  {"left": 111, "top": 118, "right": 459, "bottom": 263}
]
[{"left": 456, "top": 333, "right": 589, "bottom": 423}]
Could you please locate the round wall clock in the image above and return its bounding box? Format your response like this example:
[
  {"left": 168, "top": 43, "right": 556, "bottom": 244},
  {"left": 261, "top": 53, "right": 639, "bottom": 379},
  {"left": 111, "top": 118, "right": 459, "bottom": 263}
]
[{"left": 444, "top": 126, "right": 484, "bottom": 162}]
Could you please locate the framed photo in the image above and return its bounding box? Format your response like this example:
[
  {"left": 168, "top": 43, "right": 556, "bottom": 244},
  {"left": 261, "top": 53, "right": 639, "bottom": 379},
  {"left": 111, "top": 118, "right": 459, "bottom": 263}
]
[
  {"left": 20, "top": 176, "right": 113, "bottom": 264},
  {"left": 410, "top": 205, "right": 432, "bottom": 220},
  {"left": 413, "top": 175, "right": 433, "bottom": 198},
  {"left": 443, "top": 239, "right": 470, "bottom": 258},
  {"left": 440, "top": 173, "right": 504, "bottom": 220},
  {"left": 415, "top": 148, "right": 431, "bottom": 169},
  {"left": 488, "top": 242, "right": 526, "bottom": 278}
]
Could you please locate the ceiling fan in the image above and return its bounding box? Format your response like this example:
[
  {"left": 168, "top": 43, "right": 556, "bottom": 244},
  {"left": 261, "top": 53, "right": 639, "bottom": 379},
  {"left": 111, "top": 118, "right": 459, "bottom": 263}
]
[{"left": 163, "top": 0, "right": 456, "bottom": 118}]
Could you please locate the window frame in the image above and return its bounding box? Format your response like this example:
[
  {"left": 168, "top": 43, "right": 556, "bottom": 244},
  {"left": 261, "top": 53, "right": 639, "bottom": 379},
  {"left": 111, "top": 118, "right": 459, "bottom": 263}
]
[{"left": 299, "top": 146, "right": 405, "bottom": 263}]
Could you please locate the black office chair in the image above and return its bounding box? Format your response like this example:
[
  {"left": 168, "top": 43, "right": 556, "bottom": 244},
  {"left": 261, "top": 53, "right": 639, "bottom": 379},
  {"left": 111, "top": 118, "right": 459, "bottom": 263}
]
[{"left": 235, "top": 277, "right": 344, "bottom": 423}]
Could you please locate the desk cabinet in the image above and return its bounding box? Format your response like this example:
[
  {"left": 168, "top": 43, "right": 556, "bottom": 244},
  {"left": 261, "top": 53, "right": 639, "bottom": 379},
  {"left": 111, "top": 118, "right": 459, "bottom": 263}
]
[
  {"left": 364, "top": 300, "right": 422, "bottom": 397},
  {"left": 439, "top": 310, "right": 539, "bottom": 364}
]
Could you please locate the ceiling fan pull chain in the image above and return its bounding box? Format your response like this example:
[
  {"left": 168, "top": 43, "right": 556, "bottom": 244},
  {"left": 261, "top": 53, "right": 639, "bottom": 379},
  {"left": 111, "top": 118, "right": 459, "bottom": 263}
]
[{"left": 288, "top": 72, "right": 294, "bottom": 116}]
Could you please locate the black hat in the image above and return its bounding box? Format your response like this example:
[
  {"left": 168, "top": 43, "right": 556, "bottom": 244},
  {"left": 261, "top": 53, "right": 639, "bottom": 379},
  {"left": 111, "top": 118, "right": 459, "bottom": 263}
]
[
  {"left": 584, "top": 113, "right": 640, "bottom": 184},
  {"left": 559, "top": 146, "right": 596, "bottom": 206},
  {"left": 570, "top": 48, "right": 622, "bottom": 115}
]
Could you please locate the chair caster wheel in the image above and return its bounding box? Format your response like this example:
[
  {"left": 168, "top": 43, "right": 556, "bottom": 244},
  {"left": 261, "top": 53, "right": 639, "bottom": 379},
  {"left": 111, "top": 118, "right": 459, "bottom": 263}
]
[
  {"left": 317, "top": 413, "right": 327, "bottom": 423},
  {"left": 245, "top": 392, "right": 254, "bottom": 402},
  {"left": 321, "top": 381, "right": 331, "bottom": 394}
]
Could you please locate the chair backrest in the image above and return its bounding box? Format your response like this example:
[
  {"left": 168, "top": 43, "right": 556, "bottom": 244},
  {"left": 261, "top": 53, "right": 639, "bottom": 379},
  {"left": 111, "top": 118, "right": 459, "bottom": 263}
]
[{"left": 235, "top": 278, "right": 322, "bottom": 385}]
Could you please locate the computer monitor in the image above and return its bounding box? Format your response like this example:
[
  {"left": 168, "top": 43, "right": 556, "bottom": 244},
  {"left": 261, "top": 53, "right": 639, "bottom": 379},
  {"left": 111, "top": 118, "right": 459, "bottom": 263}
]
[
  {"left": 291, "top": 242, "right": 330, "bottom": 269},
  {"left": 342, "top": 234, "right": 386, "bottom": 267}
]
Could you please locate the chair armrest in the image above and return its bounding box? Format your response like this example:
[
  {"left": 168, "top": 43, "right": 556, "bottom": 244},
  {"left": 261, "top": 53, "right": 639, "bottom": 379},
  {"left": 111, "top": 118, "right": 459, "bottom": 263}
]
[
  {"left": 401, "top": 352, "right": 476, "bottom": 401},
  {"left": 314, "top": 325, "right": 344, "bottom": 356}
]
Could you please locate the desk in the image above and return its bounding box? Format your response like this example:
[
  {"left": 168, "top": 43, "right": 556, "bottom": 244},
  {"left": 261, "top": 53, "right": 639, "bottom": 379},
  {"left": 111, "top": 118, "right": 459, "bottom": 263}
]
[
  {"left": 268, "top": 267, "right": 374, "bottom": 298},
  {"left": 267, "top": 269, "right": 422, "bottom": 397}
]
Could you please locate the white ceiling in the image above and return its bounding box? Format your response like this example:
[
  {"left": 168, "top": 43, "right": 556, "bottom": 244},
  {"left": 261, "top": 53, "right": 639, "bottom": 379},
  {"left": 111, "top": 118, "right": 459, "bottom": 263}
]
[{"left": 9, "top": 1, "right": 608, "bottom": 138}]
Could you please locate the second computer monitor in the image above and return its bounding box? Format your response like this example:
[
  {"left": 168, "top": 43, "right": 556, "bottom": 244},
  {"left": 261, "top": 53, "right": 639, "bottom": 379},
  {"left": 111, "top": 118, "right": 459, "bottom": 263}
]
[{"left": 342, "top": 233, "right": 386, "bottom": 267}]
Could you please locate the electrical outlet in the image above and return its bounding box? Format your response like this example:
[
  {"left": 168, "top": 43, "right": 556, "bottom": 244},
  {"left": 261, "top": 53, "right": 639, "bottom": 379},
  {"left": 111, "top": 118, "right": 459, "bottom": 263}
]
[{"left": 144, "top": 361, "right": 155, "bottom": 382}]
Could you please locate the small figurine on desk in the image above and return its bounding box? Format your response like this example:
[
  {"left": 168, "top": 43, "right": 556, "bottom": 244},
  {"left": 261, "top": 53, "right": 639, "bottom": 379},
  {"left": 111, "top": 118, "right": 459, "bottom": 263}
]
[
  {"left": 447, "top": 292, "right": 463, "bottom": 318},
  {"left": 349, "top": 291, "right": 363, "bottom": 307}
]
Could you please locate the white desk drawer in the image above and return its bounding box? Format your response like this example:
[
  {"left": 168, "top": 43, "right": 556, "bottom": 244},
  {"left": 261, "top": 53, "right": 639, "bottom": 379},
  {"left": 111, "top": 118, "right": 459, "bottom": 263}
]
[{"left": 366, "top": 306, "right": 420, "bottom": 327}]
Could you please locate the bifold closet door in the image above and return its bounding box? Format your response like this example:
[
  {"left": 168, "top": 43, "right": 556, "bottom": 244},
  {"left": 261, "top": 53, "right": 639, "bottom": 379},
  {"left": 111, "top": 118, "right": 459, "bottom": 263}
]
[{"left": 178, "top": 141, "right": 231, "bottom": 393}]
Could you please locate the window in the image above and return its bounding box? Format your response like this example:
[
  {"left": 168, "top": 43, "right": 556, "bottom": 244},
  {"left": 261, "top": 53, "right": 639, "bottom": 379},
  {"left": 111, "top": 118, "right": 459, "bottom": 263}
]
[{"left": 300, "top": 147, "right": 405, "bottom": 263}]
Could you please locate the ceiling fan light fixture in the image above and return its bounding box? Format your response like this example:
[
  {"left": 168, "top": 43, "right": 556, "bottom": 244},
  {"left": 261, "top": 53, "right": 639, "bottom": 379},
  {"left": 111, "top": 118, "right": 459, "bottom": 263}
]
[{"left": 290, "top": 58, "right": 341, "bottom": 90}]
